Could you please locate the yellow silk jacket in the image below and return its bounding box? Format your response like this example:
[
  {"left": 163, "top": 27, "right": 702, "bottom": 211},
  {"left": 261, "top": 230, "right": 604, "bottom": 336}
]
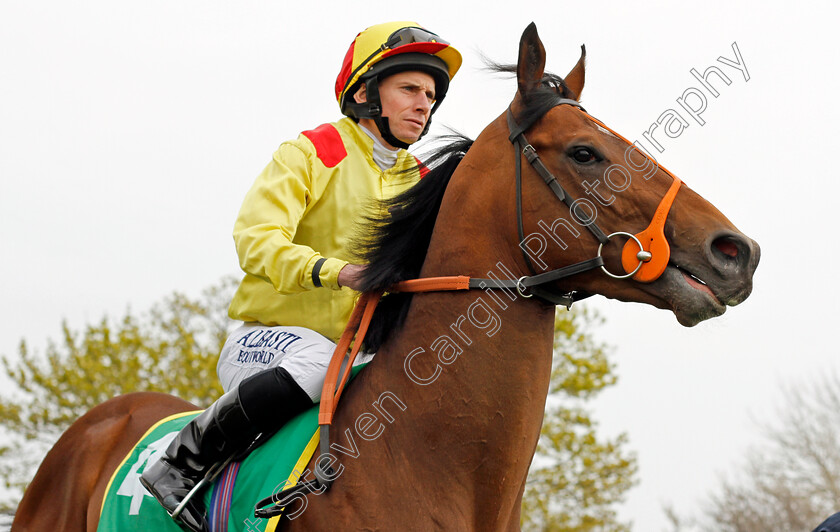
[{"left": 228, "top": 117, "right": 422, "bottom": 342}]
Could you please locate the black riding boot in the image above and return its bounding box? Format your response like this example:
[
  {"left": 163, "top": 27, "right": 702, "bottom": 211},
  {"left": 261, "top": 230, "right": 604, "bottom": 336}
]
[{"left": 139, "top": 367, "right": 312, "bottom": 532}]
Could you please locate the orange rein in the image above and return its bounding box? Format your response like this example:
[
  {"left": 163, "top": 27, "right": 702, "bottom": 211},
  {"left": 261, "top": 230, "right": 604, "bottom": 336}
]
[{"left": 318, "top": 277, "right": 472, "bottom": 427}]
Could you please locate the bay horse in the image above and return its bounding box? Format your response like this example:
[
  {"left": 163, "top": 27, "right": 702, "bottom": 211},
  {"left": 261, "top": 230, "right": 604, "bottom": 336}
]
[{"left": 13, "top": 23, "right": 759, "bottom": 531}]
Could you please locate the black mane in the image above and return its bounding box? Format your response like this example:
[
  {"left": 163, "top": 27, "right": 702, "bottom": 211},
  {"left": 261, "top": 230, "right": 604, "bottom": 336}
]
[
  {"left": 355, "top": 67, "right": 571, "bottom": 352},
  {"left": 355, "top": 134, "right": 473, "bottom": 352}
]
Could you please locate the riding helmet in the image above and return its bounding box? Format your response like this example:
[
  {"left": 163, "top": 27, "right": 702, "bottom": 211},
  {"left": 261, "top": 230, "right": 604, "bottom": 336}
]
[{"left": 335, "top": 21, "right": 462, "bottom": 148}]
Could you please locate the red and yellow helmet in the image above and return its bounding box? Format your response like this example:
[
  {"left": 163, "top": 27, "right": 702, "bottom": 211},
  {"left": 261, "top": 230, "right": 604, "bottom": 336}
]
[{"left": 335, "top": 21, "right": 462, "bottom": 147}]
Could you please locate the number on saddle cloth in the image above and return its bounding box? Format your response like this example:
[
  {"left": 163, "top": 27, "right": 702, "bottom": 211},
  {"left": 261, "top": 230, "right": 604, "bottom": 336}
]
[{"left": 98, "top": 365, "right": 369, "bottom": 531}]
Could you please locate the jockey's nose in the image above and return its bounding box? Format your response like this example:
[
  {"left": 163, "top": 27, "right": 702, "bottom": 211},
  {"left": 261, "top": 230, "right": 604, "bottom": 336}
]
[{"left": 412, "top": 87, "right": 433, "bottom": 114}]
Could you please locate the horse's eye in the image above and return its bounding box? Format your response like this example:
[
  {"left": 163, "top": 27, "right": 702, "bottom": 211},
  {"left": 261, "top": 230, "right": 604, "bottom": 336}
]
[{"left": 572, "top": 147, "right": 596, "bottom": 164}]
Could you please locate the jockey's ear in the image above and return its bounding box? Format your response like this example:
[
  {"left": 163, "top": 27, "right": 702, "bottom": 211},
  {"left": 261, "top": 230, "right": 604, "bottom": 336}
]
[
  {"left": 354, "top": 83, "right": 368, "bottom": 104},
  {"left": 516, "top": 22, "right": 546, "bottom": 101},
  {"left": 564, "top": 45, "right": 586, "bottom": 101}
]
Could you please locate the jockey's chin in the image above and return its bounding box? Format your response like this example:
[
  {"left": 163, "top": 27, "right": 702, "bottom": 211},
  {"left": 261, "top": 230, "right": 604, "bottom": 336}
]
[{"left": 386, "top": 118, "right": 426, "bottom": 147}]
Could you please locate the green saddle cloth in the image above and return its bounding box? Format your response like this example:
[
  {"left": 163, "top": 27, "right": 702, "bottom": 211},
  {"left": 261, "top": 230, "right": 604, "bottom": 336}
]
[{"left": 98, "top": 394, "right": 326, "bottom": 532}]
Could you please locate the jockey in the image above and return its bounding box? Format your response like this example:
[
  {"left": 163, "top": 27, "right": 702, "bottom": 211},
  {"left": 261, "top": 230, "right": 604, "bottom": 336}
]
[{"left": 140, "top": 21, "right": 461, "bottom": 532}]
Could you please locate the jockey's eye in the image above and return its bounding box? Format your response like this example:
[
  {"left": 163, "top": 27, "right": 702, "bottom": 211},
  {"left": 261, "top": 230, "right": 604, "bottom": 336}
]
[{"left": 571, "top": 147, "right": 598, "bottom": 164}]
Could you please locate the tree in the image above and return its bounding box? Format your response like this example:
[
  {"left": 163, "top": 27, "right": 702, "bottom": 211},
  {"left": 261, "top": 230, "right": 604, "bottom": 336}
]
[
  {"left": 521, "top": 307, "right": 638, "bottom": 532},
  {"left": 0, "top": 277, "right": 236, "bottom": 512},
  {"left": 0, "top": 280, "right": 637, "bottom": 528},
  {"left": 704, "top": 374, "right": 840, "bottom": 531},
  {"left": 669, "top": 373, "right": 840, "bottom": 532}
]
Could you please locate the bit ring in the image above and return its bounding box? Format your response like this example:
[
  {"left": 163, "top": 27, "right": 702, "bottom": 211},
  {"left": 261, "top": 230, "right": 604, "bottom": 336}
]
[{"left": 597, "top": 232, "right": 648, "bottom": 280}]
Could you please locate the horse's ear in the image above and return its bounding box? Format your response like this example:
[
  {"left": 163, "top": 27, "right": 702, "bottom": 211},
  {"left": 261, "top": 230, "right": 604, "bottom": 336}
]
[
  {"left": 517, "top": 22, "right": 546, "bottom": 100},
  {"left": 564, "top": 45, "right": 586, "bottom": 101}
]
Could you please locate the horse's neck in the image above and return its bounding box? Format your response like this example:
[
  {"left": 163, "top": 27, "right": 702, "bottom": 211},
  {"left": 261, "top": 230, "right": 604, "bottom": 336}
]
[
  {"left": 333, "top": 292, "right": 554, "bottom": 527},
  {"left": 366, "top": 119, "right": 557, "bottom": 479},
  {"left": 321, "top": 131, "right": 557, "bottom": 525},
  {"left": 374, "top": 290, "right": 556, "bottom": 446}
]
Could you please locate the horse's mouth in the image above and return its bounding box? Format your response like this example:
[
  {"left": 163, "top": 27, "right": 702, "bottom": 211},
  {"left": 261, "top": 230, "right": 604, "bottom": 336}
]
[
  {"left": 648, "top": 263, "right": 727, "bottom": 326},
  {"left": 672, "top": 263, "right": 719, "bottom": 303}
]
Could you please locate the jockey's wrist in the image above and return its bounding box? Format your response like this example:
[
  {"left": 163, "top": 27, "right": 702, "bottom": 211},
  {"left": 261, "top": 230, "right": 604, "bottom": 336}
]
[
  {"left": 311, "top": 257, "right": 348, "bottom": 290},
  {"left": 337, "top": 264, "right": 366, "bottom": 291}
]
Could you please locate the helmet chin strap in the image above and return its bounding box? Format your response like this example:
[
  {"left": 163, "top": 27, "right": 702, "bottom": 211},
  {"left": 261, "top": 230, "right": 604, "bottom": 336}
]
[{"left": 372, "top": 115, "right": 411, "bottom": 150}]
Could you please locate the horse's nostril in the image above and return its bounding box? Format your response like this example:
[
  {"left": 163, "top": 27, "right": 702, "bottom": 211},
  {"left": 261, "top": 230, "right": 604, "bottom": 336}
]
[{"left": 713, "top": 237, "right": 739, "bottom": 258}]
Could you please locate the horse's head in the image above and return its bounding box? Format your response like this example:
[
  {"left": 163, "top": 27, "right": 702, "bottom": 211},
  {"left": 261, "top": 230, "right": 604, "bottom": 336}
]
[{"left": 507, "top": 23, "right": 759, "bottom": 326}]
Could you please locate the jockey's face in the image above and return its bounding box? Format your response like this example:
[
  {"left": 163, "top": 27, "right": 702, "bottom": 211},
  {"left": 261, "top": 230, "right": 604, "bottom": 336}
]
[{"left": 354, "top": 70, "right": 436, "bottom": 149}]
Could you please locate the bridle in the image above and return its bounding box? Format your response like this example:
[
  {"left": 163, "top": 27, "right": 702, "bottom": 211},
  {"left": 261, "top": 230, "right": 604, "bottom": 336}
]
[
  {"left": 507, "top": 97, "right": 610, "bottom": 307},
  {"left": 397, "top": 95, "right": 684, "bottom": 308},
  {"left": 498, "top": 94, "right": 683, "bottom": 306},
  {"left": 254, "top": 93, "right": 686, "bottom": 519}
]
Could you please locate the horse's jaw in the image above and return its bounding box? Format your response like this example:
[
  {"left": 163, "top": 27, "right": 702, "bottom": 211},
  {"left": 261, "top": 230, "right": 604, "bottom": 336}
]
[
  {"left": 602, "top": 256, "right": 757, "bottom": 327},
  {"left": 646, "top": 265, "right": 730, "bottom": 326}
]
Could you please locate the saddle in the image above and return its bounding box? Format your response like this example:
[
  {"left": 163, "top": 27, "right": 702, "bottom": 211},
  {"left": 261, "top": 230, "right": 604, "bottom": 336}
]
[{"left": 98, "top": 366, "right": 366, "bottom": 532}]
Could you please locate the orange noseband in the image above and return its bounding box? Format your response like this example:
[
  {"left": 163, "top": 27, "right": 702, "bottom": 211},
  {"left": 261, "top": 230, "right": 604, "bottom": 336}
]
[{"left": 620, "top": 176, "right": 682, "bottom": 281}]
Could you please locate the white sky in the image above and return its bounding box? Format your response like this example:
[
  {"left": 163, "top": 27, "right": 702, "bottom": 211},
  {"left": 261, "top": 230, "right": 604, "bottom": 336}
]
[{"left": 2, "top": 1, "right": 839, "bottom": 530}]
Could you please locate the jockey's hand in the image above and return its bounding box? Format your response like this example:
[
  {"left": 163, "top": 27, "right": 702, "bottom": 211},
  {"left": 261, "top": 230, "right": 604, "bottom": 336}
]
[{"left": 337, "top": 264, "right": 367, "bottom": 291}]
